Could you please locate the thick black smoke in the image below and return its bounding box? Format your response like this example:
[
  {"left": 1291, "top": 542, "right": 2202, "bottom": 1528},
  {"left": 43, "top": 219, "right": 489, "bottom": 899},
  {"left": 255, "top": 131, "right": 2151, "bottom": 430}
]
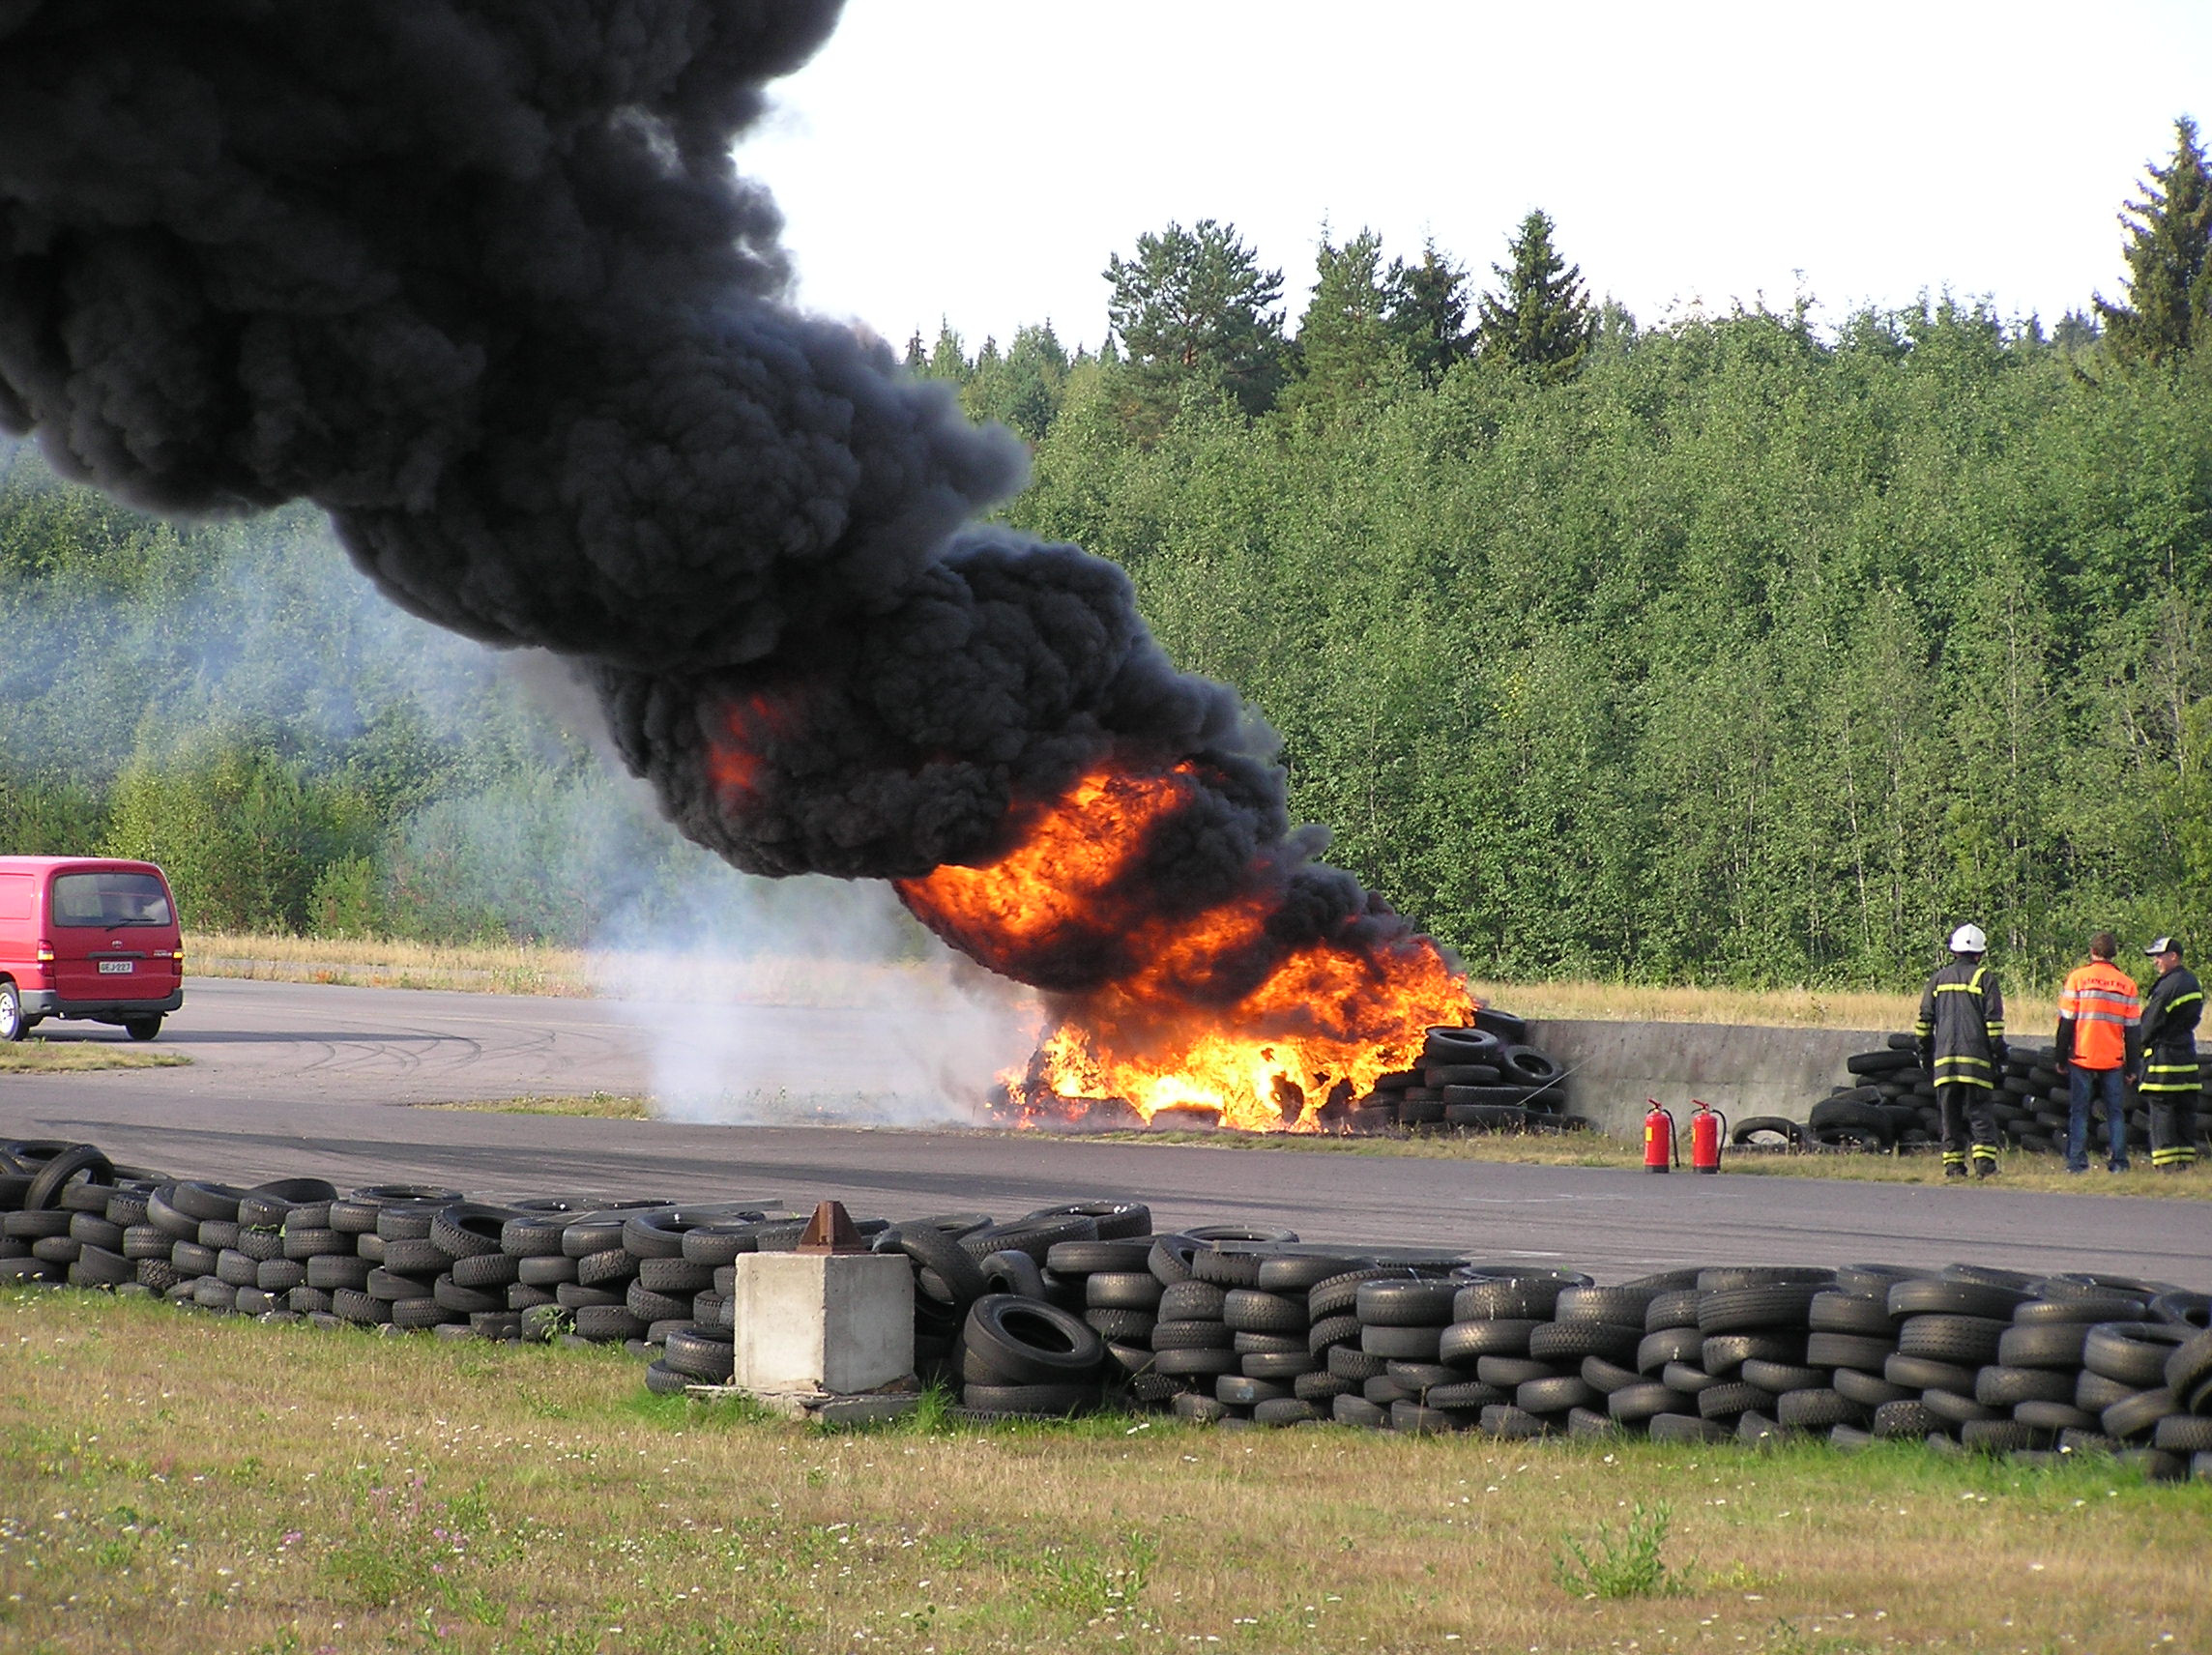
[{"left": 0, "top": 0, "right": 1414, "bottom": 995}]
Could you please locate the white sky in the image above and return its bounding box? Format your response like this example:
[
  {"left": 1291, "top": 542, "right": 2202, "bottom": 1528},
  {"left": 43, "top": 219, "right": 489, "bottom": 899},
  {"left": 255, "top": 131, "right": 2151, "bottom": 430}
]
[{"left": 741, "top": 0, "right": 2212, "bottom": 354}]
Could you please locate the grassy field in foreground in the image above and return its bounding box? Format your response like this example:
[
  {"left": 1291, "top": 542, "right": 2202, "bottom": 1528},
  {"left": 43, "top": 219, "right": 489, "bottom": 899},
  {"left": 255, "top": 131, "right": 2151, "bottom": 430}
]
[
  {"left": 424, "top": 1092, "right": 654, "bottom": 1120},
  {"left": 0, "top": 1039, "right": 189, "bottom": 1074},
  {"left": 188, "top": 931, "right": 2067, "bottom": 1031},
  {"left": 0, "top": 1289, "right": 2205, "bottom": 1655}
]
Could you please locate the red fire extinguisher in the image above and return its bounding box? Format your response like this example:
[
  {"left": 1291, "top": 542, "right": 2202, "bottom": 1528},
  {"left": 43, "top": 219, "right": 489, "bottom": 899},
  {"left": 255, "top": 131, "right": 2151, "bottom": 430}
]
[
  {"left": 1643, "top": 1099, "right": 1677, "bottom": 1173},
  {"left": 1689, "top": 1100, "right": 1727, "bottom": 1175}
]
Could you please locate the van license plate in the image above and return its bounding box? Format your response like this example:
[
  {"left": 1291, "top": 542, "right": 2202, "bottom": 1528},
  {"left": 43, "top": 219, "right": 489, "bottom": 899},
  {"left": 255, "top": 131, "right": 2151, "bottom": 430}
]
[{"left": 98, "top": 960, "right": 132, "bottom": 974}]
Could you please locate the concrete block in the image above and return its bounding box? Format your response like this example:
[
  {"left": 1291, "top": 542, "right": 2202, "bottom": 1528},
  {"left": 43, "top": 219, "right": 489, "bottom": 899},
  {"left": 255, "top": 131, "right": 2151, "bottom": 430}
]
[
  {"left": 1526, "top": 1018, "right": 1891, "bottom": 1141},
  {"left": 731, "top": 1251, "right": 914, "bottom": 1396}
]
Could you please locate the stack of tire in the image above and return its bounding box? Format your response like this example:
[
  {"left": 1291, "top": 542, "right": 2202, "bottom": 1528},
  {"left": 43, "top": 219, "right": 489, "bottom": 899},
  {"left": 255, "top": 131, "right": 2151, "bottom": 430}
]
[
  {"left": 1801, "top": 1036, "right": 1939, "bottom": 1151},
  {"left": 875, "top": 1202, "right": 1156, "bottom": 1418},
  {"left": 1991, "top": 1044, "right": 2067, "bottom": 1154},
  {"left": 1353, "top": 1013, "right": 1582, "bottom": 1136}
]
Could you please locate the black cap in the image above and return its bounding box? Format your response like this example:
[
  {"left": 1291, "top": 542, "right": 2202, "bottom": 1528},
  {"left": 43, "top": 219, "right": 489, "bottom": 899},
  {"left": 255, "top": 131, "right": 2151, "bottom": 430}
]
[{"left": 2146, "top": 937, "right": 2181, "bottom": 957}]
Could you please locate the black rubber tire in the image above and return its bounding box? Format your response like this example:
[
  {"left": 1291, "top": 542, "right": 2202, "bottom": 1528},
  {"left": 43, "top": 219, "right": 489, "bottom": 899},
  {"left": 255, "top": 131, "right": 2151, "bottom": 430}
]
[
  {"left": 1474, "top": 1354, "right": 1555, "bottom": 1388},
  {"left": 1084, "top": 1308, "right": 1155, "bottom": 1343},
  {"left": 1730, "top": 1117, "right": 1804, "bottom": 1148},
  {"left": 1440, "top": 1319, "right": 1540, "bottom": 1363},
  {"left": 1658, "top": 1360, "right": 1718, "bottom": 1396},
  {"left": 1922, "top": 1387, "right": 1997, "bottom": 1427},
  {"left": 1896, "top": 1315, "right": 2008, "bottom": 1366},
  {"left": 256, "top": 1259, "right": 306, "bottom": 1293},
  {"left": 1309, "top": 1266, "right": 1422, "bottom": 1319},
  {"left": 1883, "top": 1352, "right": 1976, "bottom": 1393},
  {"left": 663, "top": 1324, "right": 736, "bottom": 1381},
  {"left": 305, "top": 1254, "right": 372, "bottom": 1291},
  {"left": 1804, "top": 1332, "right": 1895, "bottom": 1371},
  {"left": 1740, "top": 1358, "right": 1829, "bottom": 1393},
  {"left": 626, "top": 1281, "right": 691, "bottom": 1324},
  {"left": 1307, "top": 1313, "right": 1362, "bottom": 1352},
  {"left": 1084, "top": 1271, "right": 1165, "bottom": 1310},
  {"left": 572, "top": 1304, "right": 646, "bottom": 1342},
  {"left": 1153, "top": 1347, "right": 1237, "bottom": 1378},
  {"left": 237, "top": 1179, "right": 337, "bottom": 1229},
  {"left": 1222, "top": 1289, "right": 1306, "bottom": 1333},
  {"left": 1649, "top": 1412, "right": 1730, "bottom": 1444},
  {"left": 1024, "top": 1201, "right": 1150, "bottom": 1241},
  {"left": 1776, "top": 1387, "right": 1865, "bottom": 1429},
  {"left": 1638, "top": 1327, "right": 1707, "bottom": 1373},
  {"left": 426, "top": 1204, "right": 511, "bottom": 1261},
  {"left": 71, "top": 1244, "right": 133, "bottom": 1286},
  {"left": 1158, "top": 1280, "right": 1228, "bottom": 1321},
  {"left": 963, "top": 1294, "right": 1104, "bottom": 1383},
  {"left": 380, "top": 1237, "right": 448, "bottom": 1276},
  {"left": 963, "top": 1381, "right": 1096, "bottom": 1416},
  {"left": 557, "top": 1216, "right": 629, "bottom": 1259},
  {"left": 1361, "top": 1324, "right": 1444, "bottom": 1361},
  {"left": 1528, "top": 1321, "right": 1640, "bottom": 1365},
  {"left": 1974, "top": 1365, "right": 2078, "bottom": 1408},
  {"left": 679, "top": 1222, "right": 766, "bottom": 1266},
  {"left": 977, "top": 1250, "right": 1047, "bottom": 1301},
  {"left": 1044, "top": 1238, "right": 1154, "bottom": 1275},
  {"left": 2149, "top": 1290, "right": 2211, "bottom": 1330},
  {"left": 25, "top": 1146, "right": 115, "bottom": 1212},
  {"left": 575, "top": 1247, "right": 638, "bottom": 1289},
  {"left": 451, "top": 1252, "right": 522, "bottom": 1290},
  {"left": 1607, "top": 1380, "right": 1688, "bottom": 1423},
  {"left": 1702, "top": 1332, "right": 1806, "bottom": 1374},
  {"left": 1847, "top": 1049, "right": 1919, "bottom": 1075},
  {"left": 2151, "top": 1414, "right": 2212, "bottom": 1452},
  {"left": 434, "top": 1275, "right": 506, "bottom": 1315},
  {"left": 1442, "top": 1103, "right": 1530, "bottom": 1131},
  {"left": 1888, "top": 1278, "right": 2028, "bottom": 1321},
  {"left": 1150, "top": 1318, "right": 1233, "bottom": 1350},
  {"left": 874, "top": 1222, "right": 982, "bottom": 1306},
  {"left": 1644, "top": 1289, "right": 1703, "bottom": 1331},
  {"left": 1696, "top": 1381, "right": 1776, "bottom": 1420},
  {"left": 1426, "top": 1063, "right": 1503, "bottom": 1088},
  {"left": 2102, "top": 1387, "right": 2177, "bottom": 1441},
  {"left": 2083, "top": 1322, "right": 2192, "bottom": 1388},
  {"left": 165, "top": 1239, "right": 216, "bottom": 1275},
  {"left": 331, "top": 1288, "right": 392, "bottom": 1324},
  {"left": 1356, "top": 1278, "right": 1460, "bottom": 1326},
  {"left": 962, "top": 1215, "right": 1099, "bottom": 1265},
  {"left": 1697, "top": 1284, "right": 1824, "bottom": 1333},
  {"left": 1997, "top": 1321, "right": 2093, "bottom": 1369},
  {"left": 1480, "top": 1404, "right": 1553, "bottom": 1439},
  {"left": 1499, "top": 1044, "right": 1562, "bottom": 1086},
  {"left": 1330, "top": 1394, "right": 1387, "bottom": 1428},
  {"left": 2165, "top": 1329, "right": 2212, "bottom": 1399},
  {"left": 1556, "top": 1286, "right": 1662, "bottom": 1326},
  {"left": 1809, "top": 1292, "right": 1896, "bottom": 1336},
  {"left": 1423, "top": 1026, "right": 1503, "bottom": 1064},
  {"left": 2014, "top": 1399, "right": 2101, "bottom": 1432}
]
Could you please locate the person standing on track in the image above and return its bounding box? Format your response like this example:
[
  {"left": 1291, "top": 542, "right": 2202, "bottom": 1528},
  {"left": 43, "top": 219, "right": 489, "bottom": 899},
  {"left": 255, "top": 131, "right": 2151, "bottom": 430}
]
[
  {"left": 2055, "top": 931, "right": 2143, "bottom": 1175},
  {"left": 1916, "top": 923, "right": 2008, "bottom": 1180},
  {"left": 2138, "top": 936, "right": 2202, "bottom": 1173}
]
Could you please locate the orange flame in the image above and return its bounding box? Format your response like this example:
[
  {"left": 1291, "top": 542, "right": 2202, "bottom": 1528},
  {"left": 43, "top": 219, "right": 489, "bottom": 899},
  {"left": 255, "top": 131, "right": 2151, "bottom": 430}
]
[{"left": 899, "top": 762, "right": 1475, "bottom": 1131}]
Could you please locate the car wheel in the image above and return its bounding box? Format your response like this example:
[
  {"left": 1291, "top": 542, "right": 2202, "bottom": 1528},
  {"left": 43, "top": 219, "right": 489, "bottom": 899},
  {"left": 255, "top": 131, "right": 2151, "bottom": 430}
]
[
  {"left": 123, "top": 1016, "right": 162, "bottom": 1042},
  {"left": 0, "top": 983, "right": 23, "bottom": 1043}
]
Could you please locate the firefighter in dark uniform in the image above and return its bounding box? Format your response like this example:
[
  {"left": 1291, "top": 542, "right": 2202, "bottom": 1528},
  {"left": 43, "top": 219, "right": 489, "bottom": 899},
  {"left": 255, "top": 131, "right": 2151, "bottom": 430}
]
[
  {"left": 1916, "top": 923, "right": 2008, "bottom": 1178},
  {"left": 2139, "top": 937, "right": 2202, "bottom": 1172}
]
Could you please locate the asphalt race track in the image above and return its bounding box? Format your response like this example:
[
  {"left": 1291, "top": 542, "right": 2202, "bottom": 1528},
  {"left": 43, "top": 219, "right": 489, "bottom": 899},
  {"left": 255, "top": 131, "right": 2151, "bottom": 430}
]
[{"left": 4, "top": 979, "right": 2208, "bottom": 1287}]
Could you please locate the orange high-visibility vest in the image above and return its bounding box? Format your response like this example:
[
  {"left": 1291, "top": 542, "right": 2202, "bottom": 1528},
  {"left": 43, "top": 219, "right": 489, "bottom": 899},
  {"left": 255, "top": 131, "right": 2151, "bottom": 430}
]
[{"left": 2058, "top": 959, "right": 2141, "bottom": 1070}]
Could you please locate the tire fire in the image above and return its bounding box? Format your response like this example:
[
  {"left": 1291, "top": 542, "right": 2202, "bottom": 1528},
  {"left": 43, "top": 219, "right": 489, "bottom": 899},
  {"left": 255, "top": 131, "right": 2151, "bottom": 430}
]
[{"left": 897, "top": 763, "right": 1475, "bottom": 1131}]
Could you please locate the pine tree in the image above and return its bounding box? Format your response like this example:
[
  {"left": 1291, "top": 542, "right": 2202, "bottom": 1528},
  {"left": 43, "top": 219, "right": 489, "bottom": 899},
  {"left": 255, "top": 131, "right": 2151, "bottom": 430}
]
[
  {"left": 1104, "top": 219, "right": 1289, "bottom": 422},
  {"left": 2094, "top": 116, "right": 2212, "bottom": 366},
  {"left": 1472, "top": 210, "right": 1597, "bottom": 382},
  {"left": 1391, "top": 240, "right": 1475, "bottom": 384},
  {"left": 1284, "top": 228, "right": 1407, "bottom": 415}
]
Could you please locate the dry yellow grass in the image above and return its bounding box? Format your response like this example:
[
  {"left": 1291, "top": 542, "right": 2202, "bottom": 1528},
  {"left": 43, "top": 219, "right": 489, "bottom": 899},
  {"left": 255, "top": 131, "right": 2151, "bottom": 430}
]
[
  {"left": 189, "top": 931, "right": 2075, "bottom": 1031},
  {"left": 0, "top": 1038, "right": 189, "bottom": 1074},
  {"left": 1470, "top": 978, "right": 2064, "bottom": 1035},
  {"left": 422, "top": 1092, "right": 653, "bottom": 1120},
  {"left": 0, "top": 1288, "right": 2204, "bottom": 1655}
]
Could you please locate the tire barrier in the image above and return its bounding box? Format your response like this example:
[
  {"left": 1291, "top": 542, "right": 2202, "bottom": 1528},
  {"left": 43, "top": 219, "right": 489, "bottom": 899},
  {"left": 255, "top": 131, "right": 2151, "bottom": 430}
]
[
  {"left": 1740, "top": 1031, "right": 2212, "bottom": 1158},
  {"left": 3, "top": 1140, "right": 2208, "bottom": 1478},
  {"left": 1346, "top": 1016, "right": 1587, "bottom": 1136}
]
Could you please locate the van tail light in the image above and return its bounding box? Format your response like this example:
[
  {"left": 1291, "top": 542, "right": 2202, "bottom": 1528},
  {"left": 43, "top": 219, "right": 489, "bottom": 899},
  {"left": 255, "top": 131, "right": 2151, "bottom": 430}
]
[
  {"left": 34, "top": 941, "right": 53, "bottom": 963},
  {"left": 172, "top": 949, "right": 187, "bottom": 963}
]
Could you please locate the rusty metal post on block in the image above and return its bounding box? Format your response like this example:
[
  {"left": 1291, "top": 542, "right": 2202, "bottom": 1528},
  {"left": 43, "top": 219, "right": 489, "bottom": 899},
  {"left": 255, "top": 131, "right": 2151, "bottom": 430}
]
[{"left": 795, "top": 1199, "right": 869, "bottom": 1255}]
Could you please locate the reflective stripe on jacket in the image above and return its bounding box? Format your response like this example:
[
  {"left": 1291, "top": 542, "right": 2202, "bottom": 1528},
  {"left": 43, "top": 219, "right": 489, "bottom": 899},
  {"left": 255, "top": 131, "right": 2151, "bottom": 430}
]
[
  {"left": 2138, "top": 965, "right": 2202, "bottom": 1094},
  {"left": 1916, "top": 958, "right": 2006, "bottom": 1089},
  {"left": 2057, "top": 959, "right": 2141, "bottom": 1071}
]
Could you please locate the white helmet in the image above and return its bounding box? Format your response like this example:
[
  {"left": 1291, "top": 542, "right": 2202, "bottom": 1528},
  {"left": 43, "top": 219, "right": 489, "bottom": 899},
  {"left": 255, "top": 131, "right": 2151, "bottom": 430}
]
[{"left": 1948, "top": 923, "right": 1988, "bottom": 954}]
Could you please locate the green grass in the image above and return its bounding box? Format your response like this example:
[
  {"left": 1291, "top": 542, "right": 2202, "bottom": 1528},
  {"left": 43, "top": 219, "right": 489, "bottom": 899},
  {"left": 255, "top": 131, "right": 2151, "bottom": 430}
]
[
  {"left": 0, "top": 1288, "right": 2207, "bottom": 1654},
  {"left": 0, "top": 1038, "right": 189, "bottom": 1073}
]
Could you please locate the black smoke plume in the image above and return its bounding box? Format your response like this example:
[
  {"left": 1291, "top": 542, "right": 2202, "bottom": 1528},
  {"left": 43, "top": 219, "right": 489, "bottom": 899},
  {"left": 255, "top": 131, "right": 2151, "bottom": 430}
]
[{"left": 0, "top": 1, "right": 1419, "bottom": 1005}]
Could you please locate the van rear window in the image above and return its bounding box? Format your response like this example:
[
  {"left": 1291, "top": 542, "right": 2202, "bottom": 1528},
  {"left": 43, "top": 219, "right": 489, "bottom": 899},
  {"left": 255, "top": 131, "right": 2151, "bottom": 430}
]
[{"left": 51, "top": 872, "right": 173, "bottom": 928}]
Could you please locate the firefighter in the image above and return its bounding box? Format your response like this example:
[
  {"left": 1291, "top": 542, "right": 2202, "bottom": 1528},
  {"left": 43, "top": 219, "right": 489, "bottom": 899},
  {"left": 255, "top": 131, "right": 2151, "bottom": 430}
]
[
  {"left": 2055, "top": 931, "right": 2142, "bottom": 1174},
  {"left": 2139, "top": 936, "right": 2202, "bottom": 1172},
  {"left": 1915, "top": 923, "right": 2007, "bottom": 1179}
]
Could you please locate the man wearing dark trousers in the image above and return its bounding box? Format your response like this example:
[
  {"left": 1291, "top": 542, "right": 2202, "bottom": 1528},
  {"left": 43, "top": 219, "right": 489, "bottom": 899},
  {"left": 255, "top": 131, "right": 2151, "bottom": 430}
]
[
  {"left": 2056, "top": 931, "right": 2142, "bottom": 1174},
  {"left": 1916, "top": 923, "right": 2007, "bottom": 1179},
  {"left": 2139, "top": 937, "right": 2202, "bottom": 1172}
]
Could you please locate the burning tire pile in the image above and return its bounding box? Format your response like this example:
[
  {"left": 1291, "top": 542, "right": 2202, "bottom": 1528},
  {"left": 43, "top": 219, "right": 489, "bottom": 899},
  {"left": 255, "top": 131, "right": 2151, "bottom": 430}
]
[
  {"left": 6, "top": 1139, "right": 2209, "bottom": 1480},
  {"left": 1732, "top": 1032, "right": 2212, "bottom": 1156},
  {"left": 1346, "top": 1014, "right": 1585, "bottom": 1135}
]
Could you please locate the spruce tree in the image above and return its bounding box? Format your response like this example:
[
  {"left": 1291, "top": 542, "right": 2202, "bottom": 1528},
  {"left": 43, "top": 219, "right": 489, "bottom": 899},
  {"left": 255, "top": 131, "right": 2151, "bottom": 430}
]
[
  {"left": 2093, "top": 116, "right": 2212, "bottom": 366},
  {"left": 1472, "top": 210, "right": 1597, "bottom": 382},
  {"left": 1285, "top": 228, "right": 1406, "bottom": 415},
  {"left": 1391, "top": 240, "right": 1475, "bottom": 384}
]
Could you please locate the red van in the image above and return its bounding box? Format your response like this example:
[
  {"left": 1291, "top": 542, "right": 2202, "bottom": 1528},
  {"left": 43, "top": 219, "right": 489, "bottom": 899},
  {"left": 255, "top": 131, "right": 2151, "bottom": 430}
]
[{"left": 0, "top": 857, "right": 185, "bottom": 1042}]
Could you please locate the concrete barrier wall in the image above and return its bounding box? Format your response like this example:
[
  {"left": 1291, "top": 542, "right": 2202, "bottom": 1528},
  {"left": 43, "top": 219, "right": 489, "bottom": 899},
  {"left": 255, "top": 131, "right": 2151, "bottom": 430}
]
[{"left": 1523, "top": 1019, "right": 1893, "bottom": 1141}]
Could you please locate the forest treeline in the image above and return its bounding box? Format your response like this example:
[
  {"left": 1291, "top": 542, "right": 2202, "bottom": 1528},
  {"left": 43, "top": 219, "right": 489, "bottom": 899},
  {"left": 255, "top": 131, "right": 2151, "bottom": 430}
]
[{"left": 6, "top": 124, "right": 2212, "bottom": 987}]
